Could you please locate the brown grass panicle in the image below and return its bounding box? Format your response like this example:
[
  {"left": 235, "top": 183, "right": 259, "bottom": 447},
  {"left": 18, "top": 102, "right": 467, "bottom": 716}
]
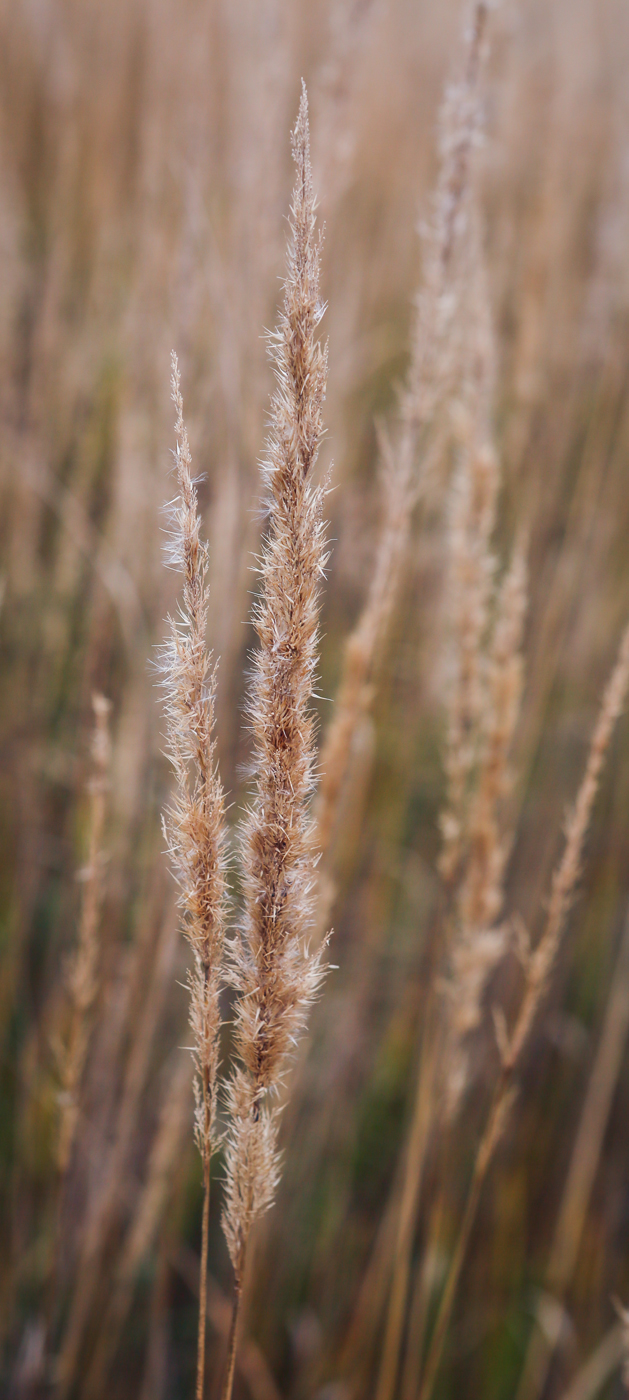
[
  {"left": 160, "top": 354, "right": 228, "bottom": 1400},
  {"left": 221, "top": 84, "right": 329, "bottom": 1400}
]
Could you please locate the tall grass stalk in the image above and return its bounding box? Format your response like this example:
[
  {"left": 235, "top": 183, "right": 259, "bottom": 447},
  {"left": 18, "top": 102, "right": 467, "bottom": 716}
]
[
  {"left": 556, "top": 1326, "right": 625, "bottom": 1400},
  {"left": 220, "top": 85, "right": 328, "bottom": 1400},
  {"left": 317, "top": 2, "right": 491, "bottom": 917},
  {"left": 515, "top": 902, "right": 629, "bottom": 1400},
  {"left": 373, "top": 12, "right": 494, "bottom": 1399},
  {"left": 160, "top": 355, "right": 228, "bottom": 1400},
  {"left": 417, "top": 619, "right": 629, "bottom": 1400}
]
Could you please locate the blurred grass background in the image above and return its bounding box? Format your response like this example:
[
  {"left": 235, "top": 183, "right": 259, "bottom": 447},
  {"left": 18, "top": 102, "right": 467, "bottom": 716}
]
[{"left": 3, "top": 1, "right": 629, "bottom": 1397}]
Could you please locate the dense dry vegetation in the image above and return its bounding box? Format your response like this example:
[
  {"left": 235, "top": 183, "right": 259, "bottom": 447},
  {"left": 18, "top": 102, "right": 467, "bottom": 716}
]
[{"left": 3, "top": 1, "right": 629, "bottom": 1398}]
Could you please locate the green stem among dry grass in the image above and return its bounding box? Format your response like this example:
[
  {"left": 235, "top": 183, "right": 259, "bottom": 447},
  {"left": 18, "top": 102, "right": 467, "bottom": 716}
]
[{"left": 221, "top": 85, "right": 328, "bottom": 1400}]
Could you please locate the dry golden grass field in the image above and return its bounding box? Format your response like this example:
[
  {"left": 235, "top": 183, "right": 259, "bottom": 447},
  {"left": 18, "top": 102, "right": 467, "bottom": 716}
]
[{"left": 3, "top": 3, "right": 629, "bottom": 1398}]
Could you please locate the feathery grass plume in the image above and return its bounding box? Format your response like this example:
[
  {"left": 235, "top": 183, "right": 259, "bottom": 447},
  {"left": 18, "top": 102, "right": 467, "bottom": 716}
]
[
  {"left": 160, "top": 353, "right": 228, "bottom": 1400},
  {"left": 417, "top": 618, "right": 629, "bottom": 1400},
  {"left": 373, "top": 179, "right": 501, "bottom": 1400},
  {"left": 459, "top": 539, "right": 527, "bottom": 931},
  {"left": 438, "top": 193, "right": 498, "bottom": 887},
  {"left": 438, "top": 434, "right": 498, "bottom": 883},
  {"left": 406, "top": 0, "right": 490, "bottom": 435},
  {"left": 374, "top": 282, "right": 503, "bottom": 1400},
  {"left": 221, "top": 85, "right": 328, "bottom": 1400},
  {"left": 58, "top": 693, "right": 112, "bottom": 1176},
  {"left": 444, "top": 537, "right": 527, "bottom": 1115},
  {"left": 314, "top": 5, "right": 493, "bottom": 920},
  {"left": 358, "top": 19, "right": 496, "bottom": 1400}
]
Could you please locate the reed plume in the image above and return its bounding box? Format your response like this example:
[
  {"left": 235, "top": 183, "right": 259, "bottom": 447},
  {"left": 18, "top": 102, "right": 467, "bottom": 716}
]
[
  {"left": 445, "top": 537, "right": 527, "bottom": 1115},
  {"left": 58, "top": 693, "right": 112, "bottom": 1176},
  {"left": 160, "top": 353, "right": 228, "bottom": 1400},
  {"left": 438, "top": 191, "right": 498, "bottom": 888},
  {"left": 379, "top": 224, "right": 525, "bottom": 1400},
  {"left": 439, "top": 436, "right": 498, "bottom": 886},
  {"left": 221, "top": 85, "right": 328, "bottom": 1400},
  {"left": 406, "top": 0, "right": 490, "bottom": 434},
  {"left": 373, "top": 17, "right": 497, "bottom": 1398},
  {"left": 459, "top": 539, "right": 527, "bottom": 932},
  {"left": 316, "top": 2, "right": 493, "bottom": 918}
]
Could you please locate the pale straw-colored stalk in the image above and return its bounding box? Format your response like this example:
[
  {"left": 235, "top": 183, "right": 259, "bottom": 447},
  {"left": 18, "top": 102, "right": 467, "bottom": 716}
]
[
  {"left": 416, "top": 619, "right": 629, "bottom": 1400},
  {"left": 220, "top": 86, "right": 329, "bottom": 1400},
  {"left": 515, "top": 902, "right": 629, "bottom": 1400},
  {"left": 160, "top": 355, "right": 228, "bottom": 1400},
  {"left": 57, "top": 365, "right": 228, "bottom": 1400},
  {"left": 58, "top": 693, "right": 112, "bottom": 1176},
  {"left": 172, "top": 1246, "right": 282, "bottom": 1400},
  {"left": 556, "top": 1326, "right": 625, "bottom": 1400}
]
